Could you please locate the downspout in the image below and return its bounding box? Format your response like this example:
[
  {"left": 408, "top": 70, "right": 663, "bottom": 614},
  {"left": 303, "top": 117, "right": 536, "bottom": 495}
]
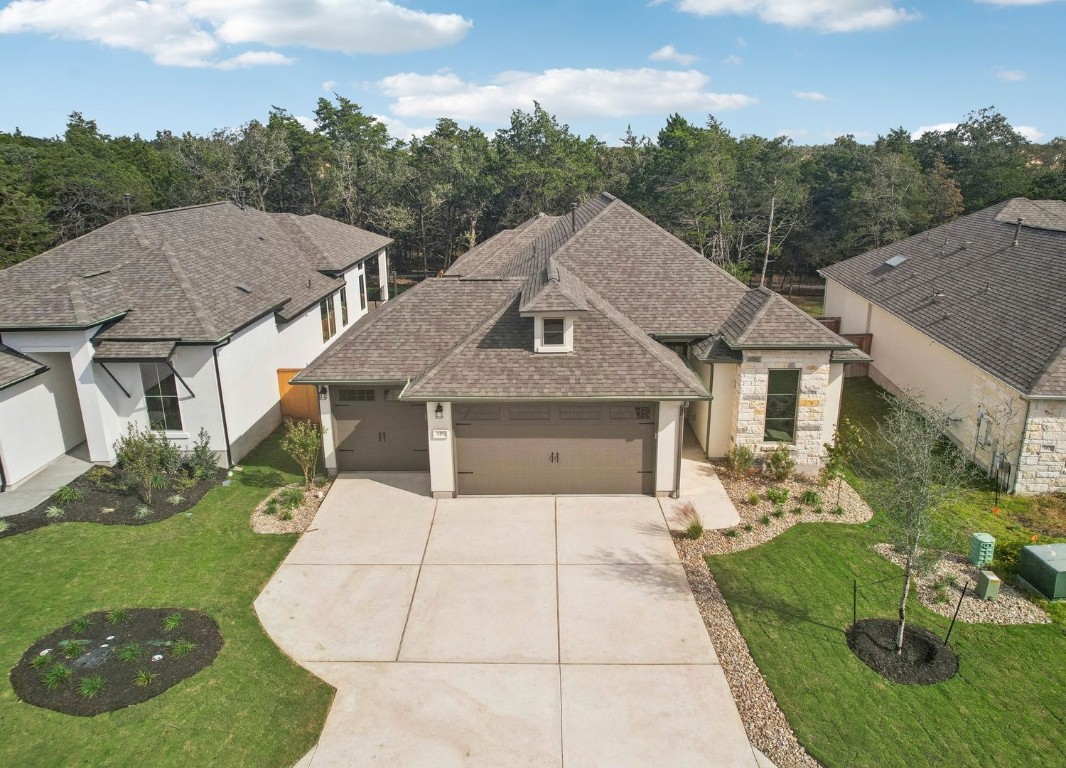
[
  {"left": 1011, "top": 399, "right": 1033, "bottom": 494},
  {"left": 673, "top": 401, "right": 688, "bottom": 498},
  {"left": 0, "top": 443, "right": 7, "bottom": 493},
  {"left": 211, "top": 342, "right": 234, "bottom": 467}
]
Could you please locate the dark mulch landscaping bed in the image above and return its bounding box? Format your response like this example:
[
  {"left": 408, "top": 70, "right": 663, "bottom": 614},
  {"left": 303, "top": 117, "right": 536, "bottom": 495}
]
[
  {"left": 10, "top": 608, "right": 223, "bottom": 716},
  {"left": 846, "top": 618, "right": 958, "bottom": 685},
  {"left": 0, "top": 468, "right": 224, "bottom": 539}
]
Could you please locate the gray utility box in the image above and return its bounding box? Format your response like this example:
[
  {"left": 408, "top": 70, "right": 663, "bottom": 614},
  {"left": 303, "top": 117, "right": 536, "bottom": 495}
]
[
  {"left": 969, "top": 533, "right": 995, "bottom": 568},
  {"left": 1018, "top": 545, "right": 1066, "bottom": 601},
  {"left": 976, "top": 570, "right": 1001, "bottom": 600}
]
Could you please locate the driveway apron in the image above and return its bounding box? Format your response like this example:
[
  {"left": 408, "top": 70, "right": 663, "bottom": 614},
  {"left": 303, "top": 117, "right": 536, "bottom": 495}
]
[{"left": 256, "top": 475, "right": 760, "bottom": 768}]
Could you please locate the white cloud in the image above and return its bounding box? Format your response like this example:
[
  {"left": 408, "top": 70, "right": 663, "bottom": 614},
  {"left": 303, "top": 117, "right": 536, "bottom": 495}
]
[
  {"left": 736, "top": 36, "right": 747, "bottom": 46},
  {"left": 1016, "top": 125, "right": 1044, "bottom": 142},
  {"left": 793, "top": 90, "right": 829, "bottom": 101},
  {"left": 670, "top": 1, "right": 919, "bottom": 32},
  {"left": 0, "top": 0, "right": 472, "bottom": 68},
  {"left": 995, "top": 68, "right": 1025, "bottom": 81},
  {"left": 976, "top": 0, "right": 1062, "bottom": 5},
  {"left": 649, "top": 44, "right": 698, "bottom": 65},
  {"left": 910, "top": 122, "right": 958, "bottom": 139},
  {"left": 372, "top": 114, "right": 433, "bottom": 141},
  {"left": 322, "top": 80, "right": 337, "bottom": 91},
  {"left": 294, "top": 115, "right": 316, "bottom": 131},
  {"left": 377, "top": 67, "right": 758, "bottom": 123},
  {"left": 214, "top": 50, "right": 292, "bottom": 69},
  {"left": 722, "top": 54, "right": 743, "bottom": 65}
]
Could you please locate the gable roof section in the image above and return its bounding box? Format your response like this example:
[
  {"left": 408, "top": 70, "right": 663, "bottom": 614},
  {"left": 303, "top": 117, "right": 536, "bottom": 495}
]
[
  {"left": 996, "top": 199, "right": 1066, "bottom": 232},
  {"left": 821, "top": 199, "right": 1066, "bottom": 397},
  {"left": 0, "top": 345, "right": 47, "bottom": 391},
  {"left": 294, "top": 278, "right": 525, "bottom": 384},
  {"left": 403, "top": 283, "right": 709, "bottom": 401},
  {"left": 719, "top": 287, "right": 852, "bottom": 349},
  {"left": 93, "top": 340, "right": 177, "bottom": 362},
  {"left": 0, "top": 202, "right": 392, "bottom": 343},
  {"left": 519, "top": 257, "right": 589, "bottom": 314}
]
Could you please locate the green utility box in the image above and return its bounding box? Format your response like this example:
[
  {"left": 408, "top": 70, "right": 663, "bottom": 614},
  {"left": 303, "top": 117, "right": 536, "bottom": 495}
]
[
  {"left": 1019, "top": 545, "right": 1066, "bottom": 601},
  {"left": 969, "top": 532, "right": 995, "bottom": 568},
  {"left": 976, "top": 570, "right": 1001, "bottom": 600}
]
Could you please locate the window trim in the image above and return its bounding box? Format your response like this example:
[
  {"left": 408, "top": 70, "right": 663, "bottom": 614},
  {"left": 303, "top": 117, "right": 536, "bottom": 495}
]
[
  {"left": 358, "top": 273, "right": 367, "bottom": 310},
  {"left": 140, "top": 362, "right": 183, "bottom": 432},
  {"left": 534, "top": 316, "right": 574, "bottom": 353},
  {"left": 542, "top": 317, "right": 565, "bottom": 346},
  {"left": 764, "top": 368, "right": 800, "bottom": 443},
  {"left": 339, "top": 287, "right": 349, "bottom": 326},
  {"left": 320, "top": 296, "right": 337, "bottom": 342}
]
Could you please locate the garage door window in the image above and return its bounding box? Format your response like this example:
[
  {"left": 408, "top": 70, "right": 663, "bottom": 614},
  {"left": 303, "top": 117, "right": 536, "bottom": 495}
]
[
  {"left": 560, "top": 404, "right": 601, "bottom": 420},
  {"left": 509, "top": 404, "right": 550, "bottom": 420},
  {"left": 764, "top": 369, "right": 800, "bottom": 442},
  {"left": 338, "top": 388, "right": 375, "bottom": 403},
  {"left": 141, "top": 363, "right": 182, "bottom": 432},
  {"left": 456, "top": 405, "right": 501, "bottom": 421}
]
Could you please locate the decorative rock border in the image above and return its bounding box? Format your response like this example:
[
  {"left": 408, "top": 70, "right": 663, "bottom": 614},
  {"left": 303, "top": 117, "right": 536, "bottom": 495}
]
[{"left": 251, "top": 481, "right": 332, "bottom": 535}]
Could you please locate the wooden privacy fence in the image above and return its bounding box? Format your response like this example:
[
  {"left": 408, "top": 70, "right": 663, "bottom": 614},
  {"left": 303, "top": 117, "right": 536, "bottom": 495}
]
[
  {"left": 817, "top": 319, "right": 872, "bottom": 378},
  {"left": 277, "top": 369, "right": 321, "bottom": 423}
]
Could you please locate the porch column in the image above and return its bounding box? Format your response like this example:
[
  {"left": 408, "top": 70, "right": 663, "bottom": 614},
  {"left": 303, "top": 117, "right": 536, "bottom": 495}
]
[
  {"left": 655, "top": 402, "right": 683, "bottom": 498},
  {"left": 427, "top": 401, "right": 455, "bottom": 499},
  {"left": 71, "top": 332, "right": 117, "bottom": 463},
  {"left": 319, "top": 386, "right": 337, "bottom": 475}
]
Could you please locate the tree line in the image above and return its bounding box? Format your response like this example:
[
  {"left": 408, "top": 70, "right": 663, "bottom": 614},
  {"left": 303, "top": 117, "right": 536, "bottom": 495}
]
[{"left": 1, "top": 101, "right": 1062, "bottom": 280}]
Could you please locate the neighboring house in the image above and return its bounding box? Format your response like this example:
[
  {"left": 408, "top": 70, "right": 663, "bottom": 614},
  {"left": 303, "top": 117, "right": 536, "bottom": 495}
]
[
  {"left": 0, "top": 202, "right": 391, "bottom": 492},
  {"left": 821, "top": 198, "right": 1066, "bottom": 495},
  {"left": 297, "top": 193, "right": 862, "bottom": 498}
]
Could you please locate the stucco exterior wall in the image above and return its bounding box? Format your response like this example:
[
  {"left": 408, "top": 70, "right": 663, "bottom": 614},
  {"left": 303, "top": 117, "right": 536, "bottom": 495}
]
[
  {"left": 427, "top": 401, "right": 456, "bottom": 499},
  {"left": 655, "top": 401, "right": 683, "bottom": 496},
  {"left": 731, "top": 350, "right": 833, "bottom": 471},
  {"left": 685, "top": 357, "right": 712, "bottom": 453},
  {"left": 1017, "top": 400, "right": 1066, "bottom": 494},
  {"left": 709, "top": 363, "right": 738, "bottom": 458}
]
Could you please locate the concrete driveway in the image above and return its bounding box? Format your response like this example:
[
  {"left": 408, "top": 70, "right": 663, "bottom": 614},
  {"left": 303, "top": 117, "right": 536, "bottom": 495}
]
[{"left": 256, "top": 474, "right": 761, "bottom": 768}]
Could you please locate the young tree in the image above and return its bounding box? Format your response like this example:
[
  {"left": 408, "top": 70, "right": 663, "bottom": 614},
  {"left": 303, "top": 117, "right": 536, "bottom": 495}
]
[
  {"left": 863, "top": 393, "right": 971, "bottom": 654},
  {"left": 821, "top": 417, "right": 864, "bottom": 508},
  {"left": 280, "top": 419, "right": 323, "bottom": 490}
]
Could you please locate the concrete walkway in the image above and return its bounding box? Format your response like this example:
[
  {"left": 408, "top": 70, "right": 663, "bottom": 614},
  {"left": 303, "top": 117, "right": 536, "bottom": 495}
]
[
  {"left": 661, "top": 428, "right": 740, "bottom": 532},
  {"left": 257, "top": 474, "right": 761, "bottom": 768},
  {"left": 0, "top": 443, "right": 93, "bottom": 518}
]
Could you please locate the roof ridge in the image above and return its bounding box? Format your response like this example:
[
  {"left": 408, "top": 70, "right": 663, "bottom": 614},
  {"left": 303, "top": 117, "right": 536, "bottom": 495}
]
[
  {"left": 535, "top": 194, "right": 619, "bottom": 265},
  {"left": 138, "top": 201, "right": 233, "bottom": 217},
  {"left": 276, "top": 215, "right": 331, "bottom": 270},
  {"left": 762, "top": 288, "right": 854, "bottom": 347},
  {"left": 157, "top": 239, "right": 222, "bottom": 340},
  {"left": 734, "top": 288, "right": 775, "bottom": 344},
  {"left": 66, "top": 278, "right": 91, "bottom": 325}
]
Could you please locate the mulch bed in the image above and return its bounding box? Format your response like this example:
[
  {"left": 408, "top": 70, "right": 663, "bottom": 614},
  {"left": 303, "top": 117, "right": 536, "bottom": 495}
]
[
  {"left": 846, "top": 618, "right": 958, "bottom": 685},
  {"left": 10, "top": 608, "right": 223, "bottom": 717},
  {"left": 0, "top": 468, "right": 224, "bottom": 540}
]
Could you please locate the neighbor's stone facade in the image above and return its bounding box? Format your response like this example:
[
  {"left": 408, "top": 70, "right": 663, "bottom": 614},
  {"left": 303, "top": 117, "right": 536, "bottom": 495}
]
[
  {"left": 1016, "top": 400, "right": 1066, "bottom": 495},
  {"left": 731, "top": 350, "right": 832, "bottom": 471}
]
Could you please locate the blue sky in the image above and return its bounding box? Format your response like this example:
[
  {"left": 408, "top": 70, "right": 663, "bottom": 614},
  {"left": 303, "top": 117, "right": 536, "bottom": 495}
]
[{"left": 0, "top": 0, "right": 1063, "bottom": 145}]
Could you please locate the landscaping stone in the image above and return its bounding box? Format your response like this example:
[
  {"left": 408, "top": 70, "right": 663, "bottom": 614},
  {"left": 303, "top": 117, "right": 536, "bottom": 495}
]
[{"left": 250, "top": 480, "right": 332, "bottom": 534}]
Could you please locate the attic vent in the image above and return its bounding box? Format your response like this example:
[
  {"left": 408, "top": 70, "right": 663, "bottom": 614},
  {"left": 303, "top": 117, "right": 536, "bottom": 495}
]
[
  {"left": 81, "top": 268, "right": 112, "bottom": 279},
  {"left": 884, "top": 255, "right": 908, "bottom": 267},
  {"left": 236, "top": 284, "right": 253, "bottom": 294}
]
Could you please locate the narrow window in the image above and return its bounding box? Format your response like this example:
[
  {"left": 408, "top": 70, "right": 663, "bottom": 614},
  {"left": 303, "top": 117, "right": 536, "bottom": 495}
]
[
  {"left": 339, "top": 287, "right": 349, "bottom": 326},
  {"left": 764, "top": 369, "right": 800, "bottom": 442},
  {"left": 358, "top": 273, "right": 367, "bottom": 310},
  {"left": 320, "top": 297, "right": 337, "bottom": 342},
  {"left": 543, "top": 318, "right": 565, "bottom": 346},
  {"left": 140, "top": 363, "right": 182, "bottom": 431}
]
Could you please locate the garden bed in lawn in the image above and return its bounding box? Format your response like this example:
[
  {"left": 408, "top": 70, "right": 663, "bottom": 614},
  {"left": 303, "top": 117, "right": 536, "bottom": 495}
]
[
  {"left": 0, "top": 467, "right": 225, "bottom": 539},
  {"left": 845, "top": 618, "right": 958, "bottom": 685},
  {"left": 10, "top": 608, "right": 223, "bottom": 717},
  {"left": 251, "top": 479, "right": 332, "bottom": 535}
]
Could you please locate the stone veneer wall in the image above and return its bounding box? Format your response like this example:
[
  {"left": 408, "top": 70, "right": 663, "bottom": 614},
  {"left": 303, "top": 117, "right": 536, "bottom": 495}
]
[
  {"left": 1016, "top": 399, "right": 1066, "bottom": 495},
  {"left": 731, "top": 350, "right": 832, "bottom": 471}
]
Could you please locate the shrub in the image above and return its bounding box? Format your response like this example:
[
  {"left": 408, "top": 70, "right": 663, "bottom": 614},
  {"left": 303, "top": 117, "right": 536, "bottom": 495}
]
[
  {"left": 70, "top": 617, "right": 91, "bottom": 634},
  {"left": 764, "top": 445, "right": 796, "bottom": 481},
  {"left": 45, "top": 506, "right": 64, "bottom": 519},
  {"left": 86, "top": 465, "right": 116, "bottom": 488},
  {"left": 184, "top": 427, "right": 219, "bottom": 480},
  {"left": 133, "top": 669, "right": 154, "bottom": 687},
  {"left": 813, "top": 505, "right": 826, "bottom": 515},
  {"left": 830, "top": 505, "right": 845, "bottom": 516},
  {"left": 166, "top": 493, "right": 185, "bottom": 506},
  {"left": 172, "top": 639, "right": 197, "bottom": 658},
  {"left": 0, "top": 519, "right": 8, "bottom": 534},
  {"left": 263, "top": 498, "right": 279, "bottom": 516},
  {"left": 162, "top": 612, "right": 182, "bottom": 632},
  {"left": 800, "top": 489, "right": 822, "bottom": 507},
  {"left": 742, "top": 523, "right": 754, "bottom": 532},
  {"left": 106, "top": 609, "right": 127, "bottom": 624},
  {"left": 62, "top": 640, "right": 88, "bottom": 659},
  {"left": 78, "top": 675, "right": 105, "bottom": 698},
  {"left": 280, "top": 419, "right": 323, "bottom": 489},
  {"left": 42, "top": 663, "right": 73, "bottom": 690},
  {"left": 30, "top": 653, "right": 51, "bottom": 669},
  {"left": 746, "top": 491, "right": 761, "bottom": 506},
  {"left": 674, "top": 501, "right": 703, "bottom": 540},
  {"left": 53, "top": 485, "right": 83, "bottom": 503},
  {"left": 278, "top": 486, "right": 304, "bottom": 510},
  {"left": 724, "top": 528, "right": 739, "bottom": 538},
  {"left": 171, "top": 474, "right": 197, "bottom": 492},
  {"left": 759, "top": 514, "right": 771, "bottom": 526},
  {"left": 790, "top": 506, "right": 804, "bottom": 515},
  {"left": 771, "top": 507, "right": 785, "bottom": 518},
  {"left": 135, "top": 505, "right": 153, "bottom": 519},
  {"left": 725, "top": 444, "right": 756, "bottom": 475},
  {"left": 116, "top": 643, "right": 143, "bottom": 662},
  {"left": 766, "top": 487, "right": 789, "bottom": 504},
  {"left": 113, "top": 423, "right": 182, "bottom": 503},
  {"left": 280, "top": 509, "right": 294, "bottom": 521}
]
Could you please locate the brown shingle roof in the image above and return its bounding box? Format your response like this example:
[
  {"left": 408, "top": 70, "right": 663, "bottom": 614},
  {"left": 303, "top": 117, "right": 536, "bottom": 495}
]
[
  {"left": 720, "top": 287, "right": 851, "bottom": 348},
  {"left": 0, "top": 202, "right": 391, "bottom": 342},
  {"left": 821, "top": 199, "right": 1066, "bottom": 397},
  {"left": 0, "top": 344, "right": 47, "bottom": 391},
  {"left": 93, "top": 340, "right": 177, "bottom": 362}
]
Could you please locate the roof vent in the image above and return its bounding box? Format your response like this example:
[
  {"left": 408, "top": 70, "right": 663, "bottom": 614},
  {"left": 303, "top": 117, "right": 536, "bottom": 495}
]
[
  {"left": 933, "top": 289, "right": 946, "bottom": 300},
  {"left": 1013, "top": 217, "right": 1023, "bottom": 247},
  {"left": 236, "top": 284, "right": 252, "bottom": 294},
  {"left": 81, "top": 268, "right": 112, "bottom": 279},
  {"left": 884, "top": 254, "right": 908, "bottom": 267}
]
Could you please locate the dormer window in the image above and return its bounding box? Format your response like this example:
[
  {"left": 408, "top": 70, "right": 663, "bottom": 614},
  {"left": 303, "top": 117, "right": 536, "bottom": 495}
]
[
  {"left": 534, "top": 315, "right": 574, "bottom": 353},
  {"left": 543, "top": 318, "right": 565, "bottom": 346}
]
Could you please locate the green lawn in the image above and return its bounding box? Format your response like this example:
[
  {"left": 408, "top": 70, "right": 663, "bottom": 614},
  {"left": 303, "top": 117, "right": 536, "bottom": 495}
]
[
  {"left": 707, "top": 377, "right": 1066, "bottom": 767},
  {"left": 0, "top": 430, "right": 332, "bottom": 768}
]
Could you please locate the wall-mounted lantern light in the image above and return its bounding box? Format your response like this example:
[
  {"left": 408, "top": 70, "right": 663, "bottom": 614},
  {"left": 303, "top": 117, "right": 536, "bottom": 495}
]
[
  {"left": 318, "top": 385, "right": 328, "bottom": 401},
  {"left": 435, "top": 403, "right": 444, "bottom": 419}
]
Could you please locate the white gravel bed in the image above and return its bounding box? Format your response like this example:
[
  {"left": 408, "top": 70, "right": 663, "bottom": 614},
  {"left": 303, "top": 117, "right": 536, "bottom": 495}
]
[
  {"left": 873, "top": 544, "right": 1051, "bottom": 625},
  {"left": 251, "top": 481, "right": 331, "bottom": 534},
  {"left": 706, "top": 469, "right": 873, "bottom": 555},
  {"left": 674, "top": 535, "right": 822, "bottom": 768}
]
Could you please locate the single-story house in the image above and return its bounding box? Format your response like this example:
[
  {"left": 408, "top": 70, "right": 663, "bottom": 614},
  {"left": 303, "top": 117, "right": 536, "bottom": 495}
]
[
  {"left": 297, "top": 193, "right": 864, "bottom": 498},
  {"left": 821, "top": 198, "right": 1066, "bottom": 495},
  {"left": 0, "top": 202, "right": 391, "bottom": 491}
]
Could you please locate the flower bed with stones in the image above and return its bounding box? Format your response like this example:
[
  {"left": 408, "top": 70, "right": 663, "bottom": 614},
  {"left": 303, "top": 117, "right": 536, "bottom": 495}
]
[
  {"left": 706, "top": 464, "right": 873, "bottom": 554},
  {"left": 873, "top": 544, "right": 1050, "bottom": 625},
  {"left": 9, "top": 608, "right": 223, "bottom": 717},
  {"left": 250, "top": 480, "right": 332, "bottom": 534}
]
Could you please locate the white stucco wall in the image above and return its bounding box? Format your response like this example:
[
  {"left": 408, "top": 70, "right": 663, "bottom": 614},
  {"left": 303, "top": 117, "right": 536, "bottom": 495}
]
[
  {"left": 823, "top": 363, "right": 845, "bottom": 448},
  {"left": 655, "top": 401, "right": 683, "bottom": 496},
  {"left": 684, "top": 357, "right": 712, "bottom": 453},
  {"left": 709, "top": 363, "right": 738, "bottom": 458},
  {"left": 427, "top": 401, "right": 456, "bottom": 499}
]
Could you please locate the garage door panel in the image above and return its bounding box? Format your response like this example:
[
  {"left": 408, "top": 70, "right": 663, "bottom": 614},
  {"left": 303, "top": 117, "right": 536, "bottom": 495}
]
[{"left": 332, "top": 389, "right": 429, "bottom": 471}]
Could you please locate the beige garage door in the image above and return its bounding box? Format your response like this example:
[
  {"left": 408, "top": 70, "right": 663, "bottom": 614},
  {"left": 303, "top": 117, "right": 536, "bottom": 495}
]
[
  {"left": 332, "top": 387, "right": 429, "bottom": 471},
  {"left": 454, "top": 402, "right": 657, "bottom": 495}
]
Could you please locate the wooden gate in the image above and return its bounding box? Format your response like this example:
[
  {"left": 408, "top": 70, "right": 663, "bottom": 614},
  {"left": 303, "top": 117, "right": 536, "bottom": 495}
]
[{"left": 277, "top": 369, "right": 321, "bottom": 423}]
